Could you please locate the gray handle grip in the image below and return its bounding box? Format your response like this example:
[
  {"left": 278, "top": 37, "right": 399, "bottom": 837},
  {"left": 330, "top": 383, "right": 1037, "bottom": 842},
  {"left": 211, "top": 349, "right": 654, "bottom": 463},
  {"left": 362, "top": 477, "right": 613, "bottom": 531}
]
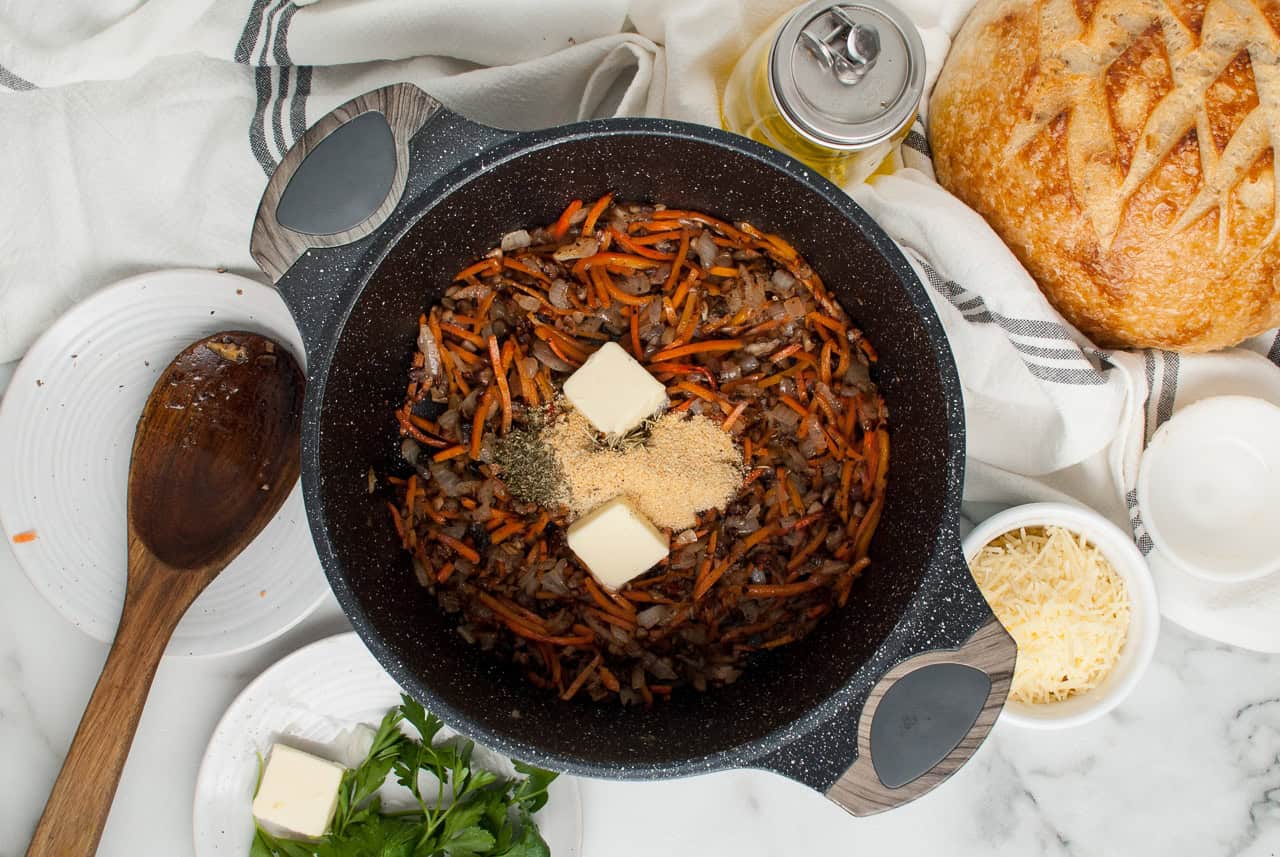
[
  {"left": 826, "top": 614, "right": 1016, "bottom": 815},
  {"left": 250, "top": 82, "right": 444, "bottom": 283}
]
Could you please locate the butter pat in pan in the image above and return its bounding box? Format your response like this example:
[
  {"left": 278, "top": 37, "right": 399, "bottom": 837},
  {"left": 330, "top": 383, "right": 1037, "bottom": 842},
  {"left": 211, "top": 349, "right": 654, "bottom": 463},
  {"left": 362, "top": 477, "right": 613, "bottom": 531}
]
[
  {"left": 252, "top": 743, "right": 347, "bottom": 838},
  {"left": 567, "top": 495, "right": 668, "bottom": 590},
  {"left": 562, "top": 341, "right": 667, "bottom": 435}
]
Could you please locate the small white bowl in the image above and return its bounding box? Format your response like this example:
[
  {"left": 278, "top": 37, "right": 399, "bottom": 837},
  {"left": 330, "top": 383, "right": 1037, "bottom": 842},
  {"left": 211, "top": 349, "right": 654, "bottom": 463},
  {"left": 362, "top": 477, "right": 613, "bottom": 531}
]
[
  {"left": 1137, "top": 395, "right": 1280, "bottom": 583},
  {"left": 962, "top": 502, "right": 1160, "bottom": 730}
]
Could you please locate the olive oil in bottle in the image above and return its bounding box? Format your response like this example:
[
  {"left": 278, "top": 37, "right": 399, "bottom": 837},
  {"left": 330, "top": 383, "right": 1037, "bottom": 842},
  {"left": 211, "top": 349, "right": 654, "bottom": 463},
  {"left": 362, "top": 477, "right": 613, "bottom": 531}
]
[{"left": 721, "top": 0, "right": 925, "bottom": 186}]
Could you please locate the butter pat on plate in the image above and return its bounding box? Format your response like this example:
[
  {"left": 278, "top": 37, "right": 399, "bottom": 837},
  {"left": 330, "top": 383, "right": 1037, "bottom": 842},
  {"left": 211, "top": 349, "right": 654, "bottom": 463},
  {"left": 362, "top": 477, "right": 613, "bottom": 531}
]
[
  {"left": 252, "top": 743, "right": 347, "bottom": 838},
  {"left": 567, "top": 495, "right": 669, "bottom": 590},
  {"left": 562, "top": 341, "right": 667, "bottom": 435}
]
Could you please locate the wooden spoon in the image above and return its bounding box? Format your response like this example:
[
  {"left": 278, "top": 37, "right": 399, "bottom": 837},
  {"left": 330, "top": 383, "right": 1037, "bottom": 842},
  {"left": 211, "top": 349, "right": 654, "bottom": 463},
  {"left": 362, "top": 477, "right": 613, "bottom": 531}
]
[{"left": 25, "top": 331, "right": 304, "bottom": 857}]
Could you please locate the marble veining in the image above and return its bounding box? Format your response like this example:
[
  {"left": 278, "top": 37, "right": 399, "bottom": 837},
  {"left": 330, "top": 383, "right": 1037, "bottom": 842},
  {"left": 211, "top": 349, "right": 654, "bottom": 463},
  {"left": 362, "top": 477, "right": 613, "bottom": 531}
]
[{"left": 2, "top": 362, "right": 1279, "bottom": 856}]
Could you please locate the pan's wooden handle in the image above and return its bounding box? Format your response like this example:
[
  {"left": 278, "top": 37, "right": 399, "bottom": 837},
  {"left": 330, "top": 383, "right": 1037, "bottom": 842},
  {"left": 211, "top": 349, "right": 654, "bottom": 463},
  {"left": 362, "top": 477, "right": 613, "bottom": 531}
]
[
  {"left": 25, "top": 542, "right": 211, "bottom": 857},
  {"left": 250, "top": 82, "right": 444, "bottom": 283},
  {"left": 825, "top": 613, "right": 1016, "bottom": 816},
  {"left": 248, "top": 82, "right": 514, "bottom": 358}
]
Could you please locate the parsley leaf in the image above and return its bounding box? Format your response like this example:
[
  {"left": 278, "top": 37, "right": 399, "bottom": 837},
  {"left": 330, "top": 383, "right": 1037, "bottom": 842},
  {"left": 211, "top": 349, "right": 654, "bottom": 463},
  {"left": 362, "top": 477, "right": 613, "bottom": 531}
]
[
  {"left": 397, "top": 694, "right": 444, "bottom": 746},
  {"left": 332, "top": 707, "right": 406, "bottom": 837},
  {"left": 250, "top": 699, "right": 559, "bottom": 857},
  {"left": 442, "top": 795, "right": 488, "bottom": 839},
  {"left": 511, "top": 763, "right": 557, "bottom": 815},
  {"left": 493, "top": 811, "right": 552, "bottom": 857},
  {"left": 253, "top": 825, "right": 317, "bottom": 857},
  {"left": 250, "top": 827, "right": 277, "bottom": 857},
  {"left": 442, "top": 825, "right": 496, "bottom": 857}
]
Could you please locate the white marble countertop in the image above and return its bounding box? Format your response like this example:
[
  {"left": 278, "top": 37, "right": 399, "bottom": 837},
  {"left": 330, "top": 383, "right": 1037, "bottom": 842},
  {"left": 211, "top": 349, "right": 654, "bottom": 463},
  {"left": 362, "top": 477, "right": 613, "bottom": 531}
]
[
  {"left": 5, "top": 539, "right": 1280, "bottom": 855},
  {"left": 2, "top": 364, "right": 1279, "bottom": 857}
]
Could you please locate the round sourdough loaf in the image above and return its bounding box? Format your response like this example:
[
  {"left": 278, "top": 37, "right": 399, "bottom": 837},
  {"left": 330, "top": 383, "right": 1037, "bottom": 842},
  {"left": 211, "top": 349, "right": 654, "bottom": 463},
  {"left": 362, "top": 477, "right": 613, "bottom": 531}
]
[{"left": 930, "top": 0, "right": 1280, "bottom": 352}]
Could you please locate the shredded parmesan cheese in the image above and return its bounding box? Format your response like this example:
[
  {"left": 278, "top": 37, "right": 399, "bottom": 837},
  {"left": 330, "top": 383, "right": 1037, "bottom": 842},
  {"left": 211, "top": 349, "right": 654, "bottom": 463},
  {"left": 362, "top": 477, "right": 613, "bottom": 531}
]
[{"left": 970, "top": 526, "right": 1129, "bottom": 705}]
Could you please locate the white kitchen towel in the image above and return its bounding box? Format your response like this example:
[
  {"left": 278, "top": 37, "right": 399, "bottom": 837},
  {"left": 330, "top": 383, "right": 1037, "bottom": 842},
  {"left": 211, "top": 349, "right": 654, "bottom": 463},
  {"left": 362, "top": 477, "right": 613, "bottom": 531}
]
[
  {"left": 2, "top": 0, "right": 1278, "bottom": 650},
  {"left": 0, "top": 0, "right": 664, "bottom": 363},
  {"left": 845, "top": 6, "right": 1280, "bottom": 653}
]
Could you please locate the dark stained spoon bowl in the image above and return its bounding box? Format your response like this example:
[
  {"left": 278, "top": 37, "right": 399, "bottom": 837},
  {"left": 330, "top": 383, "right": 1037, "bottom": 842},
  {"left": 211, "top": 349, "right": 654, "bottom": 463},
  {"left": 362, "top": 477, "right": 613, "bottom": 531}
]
[{"left": 25, "top": 331, "right": 303, "bottom": 857}]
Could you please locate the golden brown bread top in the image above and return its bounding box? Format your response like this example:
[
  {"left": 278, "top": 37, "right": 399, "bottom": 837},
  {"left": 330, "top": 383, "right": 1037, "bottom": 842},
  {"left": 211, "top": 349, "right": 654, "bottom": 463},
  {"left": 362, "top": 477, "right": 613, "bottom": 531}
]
[{"left": 930, "top": 0, "right": 1280, "bottom": 352}]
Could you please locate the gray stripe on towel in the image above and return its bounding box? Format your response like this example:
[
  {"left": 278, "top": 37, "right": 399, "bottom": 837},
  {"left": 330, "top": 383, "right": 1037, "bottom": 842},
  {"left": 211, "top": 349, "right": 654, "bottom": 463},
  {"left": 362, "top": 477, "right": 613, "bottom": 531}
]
[
  {"left": 903, "top": 129, "right": 930, "bottom": 157},
  {"left": 914, "top": 257, "right": 1110, "bottom": 386},
  {"left": 250, "top": 66, "right": 276, "bottom": 174},
  {"left": 1142, "top": 350, "right": 1156, "bottom": 443},
  {"left": 1025, "top": 363, "right": 1110, "bottom": 385},
  {"left": 248, "top": 0, "right": 289, "bottom": 173},
  {"left": 1156, "top": 351, "right": 1179, "bottom": 430},
  {"left": 290, "top": 66, "right": 312, "bottom": 141},
  {"left": 1125, "top": 489, "right": 1155, "bottom": 555},
  {"left": 0, "top": 64, "right": 35, "bottom": 91},
  {"left": 235, "top": 0, "right": 274, "bottom": 64},
  {"left": 272, "top": 2, "right": 307, "bottom": 150},
  {"left": 273, "top": 2, "right": 300, "bottom": 64},
  {"left": 960, "top": 307, "right": 1077, "bottom": 341},
  {"left": 273, "top": 64, "right": 291, "bottom": 157},
  {"left": 1011, "top": 341, "right": 1092, "bottom": 361},
  {"left": 239, "top": 0, "right": 309, "bottom": 174}
]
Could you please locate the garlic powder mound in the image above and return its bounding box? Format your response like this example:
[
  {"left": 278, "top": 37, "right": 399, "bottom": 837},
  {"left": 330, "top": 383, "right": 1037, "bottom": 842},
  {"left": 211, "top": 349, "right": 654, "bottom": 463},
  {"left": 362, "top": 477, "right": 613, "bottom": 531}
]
[
  {"left": 970, "top": 525, "right": 1130, "bottom": 705},
  {"left": 546, "top": 409, "right": 742, "bottom": 531}
]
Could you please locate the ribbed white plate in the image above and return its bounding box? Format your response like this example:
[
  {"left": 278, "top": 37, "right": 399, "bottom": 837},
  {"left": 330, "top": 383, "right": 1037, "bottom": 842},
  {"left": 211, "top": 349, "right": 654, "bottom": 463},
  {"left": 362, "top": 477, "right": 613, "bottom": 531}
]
[
  {"left": 0, "top": 269, "right": 328, "bottom": 656},
  {"left": 192, "top": 632, "right": 582, "bottom": 857}
]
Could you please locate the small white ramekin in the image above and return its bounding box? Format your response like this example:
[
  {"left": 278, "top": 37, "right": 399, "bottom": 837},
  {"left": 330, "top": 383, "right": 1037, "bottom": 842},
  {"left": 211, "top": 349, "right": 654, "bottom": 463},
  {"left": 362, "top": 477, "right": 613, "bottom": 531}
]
[
  {"left": 1137, "top": 395, "right": 1280, "bottom": 583},
  {"left": 962, "top": 502, "right": 1160, "bottom": 730}
]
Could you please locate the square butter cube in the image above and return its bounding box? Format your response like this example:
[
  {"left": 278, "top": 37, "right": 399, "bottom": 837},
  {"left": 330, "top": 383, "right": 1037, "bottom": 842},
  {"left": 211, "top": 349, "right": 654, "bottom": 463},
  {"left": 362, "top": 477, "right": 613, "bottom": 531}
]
[
  {"left": 562, "top": 341, "right": 667, "bottom": 435},
  {"left": 567, "top": 495, "right": 669, "bottom": 590},
  {"left": 252, "top": 743, "right": 347, "bottom": 838}
]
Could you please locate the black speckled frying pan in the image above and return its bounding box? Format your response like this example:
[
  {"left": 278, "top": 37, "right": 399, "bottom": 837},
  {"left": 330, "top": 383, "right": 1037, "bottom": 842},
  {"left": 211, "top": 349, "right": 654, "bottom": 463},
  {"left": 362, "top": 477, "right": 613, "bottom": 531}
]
[{"left": 250, "top": 83, "right": 1016, "bottom": 816}]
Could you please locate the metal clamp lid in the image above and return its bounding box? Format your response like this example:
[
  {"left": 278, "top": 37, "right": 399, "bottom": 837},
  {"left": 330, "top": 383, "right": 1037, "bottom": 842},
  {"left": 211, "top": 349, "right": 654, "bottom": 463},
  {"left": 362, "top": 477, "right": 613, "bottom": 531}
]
[
  {"left": 800, "top": 5, "right": 881, "bottom": 85},
  {"left": 770, "top": 0, "right": 925, "bottom": 150}
]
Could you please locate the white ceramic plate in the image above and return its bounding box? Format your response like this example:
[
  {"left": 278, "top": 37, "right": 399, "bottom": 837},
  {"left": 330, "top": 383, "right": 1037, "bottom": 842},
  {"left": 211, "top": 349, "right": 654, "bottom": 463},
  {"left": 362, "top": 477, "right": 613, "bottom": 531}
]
[
  {"left": 0, "top": 269, "right": 328, "bottom": 656},
  {"left": 193, "top": 632, "right": 583, "bottom": 857}
]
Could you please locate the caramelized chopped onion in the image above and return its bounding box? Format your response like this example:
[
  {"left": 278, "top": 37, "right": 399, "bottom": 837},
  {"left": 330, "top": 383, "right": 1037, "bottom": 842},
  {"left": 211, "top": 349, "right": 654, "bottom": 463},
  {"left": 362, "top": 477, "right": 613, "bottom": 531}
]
[{"left": 386, "top": 198, "right": 889, "bottom": 705}]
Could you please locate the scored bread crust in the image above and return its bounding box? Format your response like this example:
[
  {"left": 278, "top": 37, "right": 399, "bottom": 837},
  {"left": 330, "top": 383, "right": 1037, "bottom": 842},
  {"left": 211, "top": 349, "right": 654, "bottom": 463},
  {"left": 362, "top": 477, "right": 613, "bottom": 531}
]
[{"left": 929, "top": 0, "right": 1280, "bottom": 352}]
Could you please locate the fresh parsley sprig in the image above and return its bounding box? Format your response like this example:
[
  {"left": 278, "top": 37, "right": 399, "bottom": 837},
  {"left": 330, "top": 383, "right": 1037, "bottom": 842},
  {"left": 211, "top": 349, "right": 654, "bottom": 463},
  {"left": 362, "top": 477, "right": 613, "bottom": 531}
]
[{"left": 251, "top": 695, "right": 557, "bottom": 857}]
